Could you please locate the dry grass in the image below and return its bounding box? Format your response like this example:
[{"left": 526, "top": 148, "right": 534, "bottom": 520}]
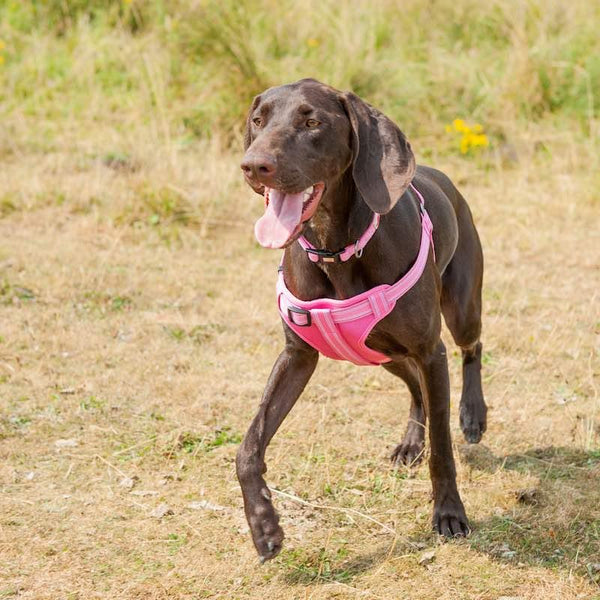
[
  {"left": 1, "top": 119, "right": 598, "bottom": 599},
  {"left": 1, "top": 1, "right": 599, "bottom": 598}
]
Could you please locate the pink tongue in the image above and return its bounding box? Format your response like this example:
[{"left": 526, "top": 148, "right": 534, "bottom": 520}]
[{"left": 254, "top": 189, "right": 304, "bottom": 248}]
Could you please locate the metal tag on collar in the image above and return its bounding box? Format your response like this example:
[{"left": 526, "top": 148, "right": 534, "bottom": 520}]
[
  {"left": 305, "top": 248, "right": 342, "bottom": 263},
  {"left": 354, "top": 240, "right": 364, "bottom": 259}
]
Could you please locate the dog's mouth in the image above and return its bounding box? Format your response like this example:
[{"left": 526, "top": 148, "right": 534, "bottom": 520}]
[{"left": 254, "top": 183, "right": 325, "bottom": 248}]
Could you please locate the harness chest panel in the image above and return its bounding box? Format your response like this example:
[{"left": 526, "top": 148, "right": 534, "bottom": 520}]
[{"left": 277, "top": 184, "right": 434, "bottom": 366}]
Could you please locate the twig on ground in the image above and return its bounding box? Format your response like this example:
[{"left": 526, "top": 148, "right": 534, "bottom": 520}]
[
  {"left": 271, "top": 487, "right": 400, "bottom": 537},
  {"left": 94, "top": 454, "right": 131, "bottom": 479}
]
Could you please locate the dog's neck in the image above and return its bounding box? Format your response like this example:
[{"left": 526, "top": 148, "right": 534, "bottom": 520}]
[
  {"left": 295, "top": 172, "right": 424, "bottom": 300},
  {"left": 302, "top": 171, "right": 373, "bottom": 253}
]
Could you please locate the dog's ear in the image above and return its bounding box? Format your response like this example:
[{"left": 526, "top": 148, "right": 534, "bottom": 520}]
[
  {"left": 339, "top": 92, "right": 415, "bottom": 214},
  {"left": 243, "top": 94, "right": 262, "bottom": 150}
]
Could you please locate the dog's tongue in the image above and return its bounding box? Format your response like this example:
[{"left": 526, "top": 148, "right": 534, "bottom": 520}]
[{"left": 254, "top": 188, "right": 304, "bottom": 248}]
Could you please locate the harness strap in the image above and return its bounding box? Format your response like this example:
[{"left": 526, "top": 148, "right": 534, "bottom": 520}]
[
  {"left": 311, "top": 310, "right": 368, "bottom": 364},
  {"left": 328, "top": 186, "right": 434, "bottom": 318},
  {"left": 277, "top": 182, "right": 435, "bottom": 365},
  {"left": 386, "top": 210, "right": 433, "bottom": 303}
]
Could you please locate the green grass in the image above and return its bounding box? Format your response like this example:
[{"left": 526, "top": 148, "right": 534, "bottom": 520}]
[{"left": 2, "top": 0, "right": 599, "bottom": 150}]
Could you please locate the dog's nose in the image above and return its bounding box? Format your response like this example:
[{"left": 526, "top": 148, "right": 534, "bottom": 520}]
[{"left": 241, "top": 153, "right": 277, "bottom": 181}]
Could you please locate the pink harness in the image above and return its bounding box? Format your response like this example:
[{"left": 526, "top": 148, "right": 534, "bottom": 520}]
[{"left": 277, "top": 184, "right": 434, "bottom": 366}]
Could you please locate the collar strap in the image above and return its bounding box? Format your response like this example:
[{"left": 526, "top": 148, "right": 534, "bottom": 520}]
[
  {"left": 298, "top": 212, "right": 381, "bottom": 263},
  {"left": 298, "top": 182, "right": 423, "bottom": 263}
]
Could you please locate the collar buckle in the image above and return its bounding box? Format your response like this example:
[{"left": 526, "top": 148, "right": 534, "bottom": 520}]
[
  {"left": 297, "top": 211, "right": 380, "bottom": 263},
  {"left": 304, "top": 248, "right": 343, "bottom": 263}
]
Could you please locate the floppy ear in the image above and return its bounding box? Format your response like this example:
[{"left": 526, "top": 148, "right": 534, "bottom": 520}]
[
  {"left": 339, "top": 92, "right": 416, "bottom": 214},
  {"left": 243, "top": 94, "right": 262, "bottom": 151}
]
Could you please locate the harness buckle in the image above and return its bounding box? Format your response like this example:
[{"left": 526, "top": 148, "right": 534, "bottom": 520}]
[
  {"left": 287, "top": 306, "right": 312, "bottom": 327},
  {"left": 304, "top": 248, "right": 342, "bottom": 263}
]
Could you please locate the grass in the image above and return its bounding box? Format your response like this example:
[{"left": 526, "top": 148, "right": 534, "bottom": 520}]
[{"left": 0, "top": 0, "right": 599, "bottom": 598}]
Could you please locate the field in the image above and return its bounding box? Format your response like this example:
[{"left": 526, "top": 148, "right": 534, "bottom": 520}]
[{"left": 0, "top": 1, "right": 599, "bottom": 598}]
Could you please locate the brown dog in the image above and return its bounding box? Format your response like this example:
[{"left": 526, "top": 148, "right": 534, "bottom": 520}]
[{"left": 237, "top": 79, "right": 486, "bottom": 562}]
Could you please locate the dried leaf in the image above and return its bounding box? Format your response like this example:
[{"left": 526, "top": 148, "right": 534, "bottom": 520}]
[
  {"left": 119, "top": 476, "right": 139, "bottom": 490},
  {"left": 150, "top": 503, "right": 174, "bottom": 518},
  {"left": 418, "top": 550, "right": 436, "bottom": 565},
  {"left": 515, "top": 488, "right": 538, "bottom": 505}
]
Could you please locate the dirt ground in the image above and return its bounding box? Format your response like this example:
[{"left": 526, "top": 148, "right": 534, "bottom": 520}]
[{"left": 0, "top": 126, "right": 598, "bottom": 599}]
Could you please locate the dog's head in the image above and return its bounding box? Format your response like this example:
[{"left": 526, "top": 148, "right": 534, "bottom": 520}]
[{"left": 241, "top": 79, "right": 415, "bottom": 249}]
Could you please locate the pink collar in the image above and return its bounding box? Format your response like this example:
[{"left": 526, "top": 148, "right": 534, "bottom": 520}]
[{"left": 297, "top": 212, "right": 380, "bottom": 263}]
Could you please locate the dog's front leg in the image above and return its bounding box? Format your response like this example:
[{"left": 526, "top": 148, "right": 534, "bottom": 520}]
[
  {"left": 417, "top": 340, "right": 470, "bottom": 537},
  {"left": 236, "top": 340, "right": 318, "bottom": 562}
]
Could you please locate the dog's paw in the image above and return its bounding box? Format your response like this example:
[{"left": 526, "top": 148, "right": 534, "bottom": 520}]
[
  {"left": 459, "top": 401, "right": 487, "bottom": 444},
  {"left": 247, "top": 490, "right": 285, "bottom": 563},
  {"left": 391, "top": 437, "right": 425, "bottom": 467},
  {"left": 433, "top": 497, "right": 470, "bottom": 538},
  {"left": 391, "top": 420, "right": 426, "bottom": 467},
  {"left": 257, "top": 528, "right": 284, "bottom": 563}
]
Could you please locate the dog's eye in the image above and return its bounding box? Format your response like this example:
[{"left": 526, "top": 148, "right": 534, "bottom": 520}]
[
  {"left": 306, "top": 119, "right": 320, "bottom": 128},
  {"left": 252, "top": 117, "right": 263, "bottom": 127}
]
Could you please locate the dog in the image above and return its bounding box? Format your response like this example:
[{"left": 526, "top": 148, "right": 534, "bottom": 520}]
[{"left": 237, "top": 78, "right": 486, "bottom": 562}]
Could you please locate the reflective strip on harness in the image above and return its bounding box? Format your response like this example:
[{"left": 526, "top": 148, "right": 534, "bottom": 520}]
[{"left": 311, "top": 310, "right": 368, "bottom": 365}]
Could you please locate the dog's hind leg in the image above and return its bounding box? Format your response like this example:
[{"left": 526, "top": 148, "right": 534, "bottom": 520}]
[
  {"left": 417, "top": 339, "right": 470, "bottom": 536},
  {"left": 440, "top": 196, "right": 487, "bottom": 444},
  {"left": 383, "top": 359, "right": 426, "bottom": 467}
]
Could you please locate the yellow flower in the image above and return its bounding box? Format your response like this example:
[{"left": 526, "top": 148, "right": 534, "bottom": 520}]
[
  {"left": 0, "top": 40, "right": 5, "bottom": 51},
  {"left": 0, "top": 56, "right": 5, "bottom": 66},
  {"left": 306, "top": 38, "right": 320, "bottom": 48},
  {"left": 452, "top": 118, "right": 467, "bottom": 133},
  {"left": 447, "top": 118, "right": 489, "bottom": 154},
  {"left": 471, "top": 133, "right": 489, "bottom": 148}
]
